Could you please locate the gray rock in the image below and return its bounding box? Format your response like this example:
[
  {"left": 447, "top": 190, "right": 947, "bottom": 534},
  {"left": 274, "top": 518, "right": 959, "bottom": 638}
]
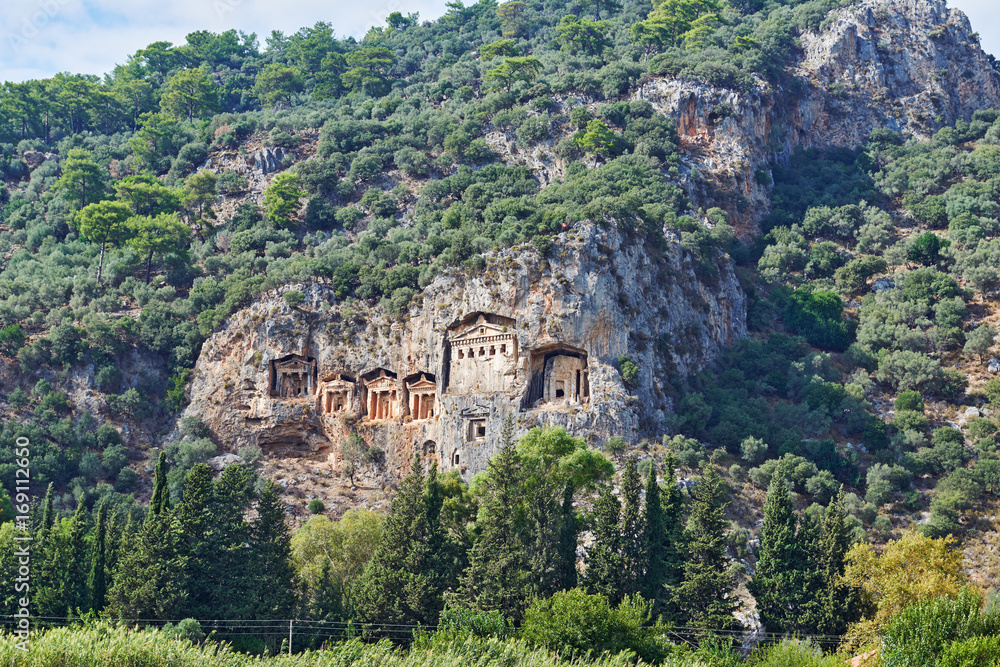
[
  {"left": 873, "top": 277, "right": 895, "bottom": 292},
  {"left": 207, "top": 453, "right": 242, "bottom": 471},
  {"left": 988, "top": 358, "right": 1000, "bottom": 374},
  {"left": 252, "top": 147, "right": 286, "bottom": 174}
]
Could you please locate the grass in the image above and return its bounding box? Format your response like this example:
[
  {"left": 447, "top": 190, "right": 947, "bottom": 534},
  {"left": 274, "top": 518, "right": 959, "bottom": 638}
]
[{"left": 0, "top": 624, "right": 717, "bottom": 667}]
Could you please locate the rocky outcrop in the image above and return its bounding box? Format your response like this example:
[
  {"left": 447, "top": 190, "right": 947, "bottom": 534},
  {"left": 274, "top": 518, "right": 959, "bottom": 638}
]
[
  {"left": 632, "top": 0, "right": 1000, "bottom": 232},
  {"left": 184, "top": 223, "right": 745, "bottom": 480}
]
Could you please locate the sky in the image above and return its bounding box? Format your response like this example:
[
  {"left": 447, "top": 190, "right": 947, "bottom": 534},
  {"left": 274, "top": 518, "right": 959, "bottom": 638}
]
[{"left": 0, "top": 0, "right": 997, "bottom": 83}]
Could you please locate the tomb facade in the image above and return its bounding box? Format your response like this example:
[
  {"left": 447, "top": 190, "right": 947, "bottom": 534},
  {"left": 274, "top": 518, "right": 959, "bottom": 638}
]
[
  {"left": 318, "top": 373, "right": 356, "bottom": 415},
  {"left": 404, "top": 373, "right": 437, "bottom": 421},
  {"left": 363, "top": 369, "right": 400, "bottom": 421},
  {"left": 523, "top": 345, "right": 589, "bottom": 408},
  {"left": 445, "top": 313, "right": 517, "bottom": 394},
  {"left": 269, "top": 354, "right": 317, "bottom": 398}
]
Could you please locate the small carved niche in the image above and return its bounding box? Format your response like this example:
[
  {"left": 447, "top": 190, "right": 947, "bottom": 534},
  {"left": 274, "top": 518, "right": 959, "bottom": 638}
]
[
  {"left": 422, "top": 440, "right": 438, "bottom": 464},
  {"left": 269, "top": 354, "right": 317, "bottom": 398},
  {"left": 467, "top": 419, "right": 487, "bottom": 441}
]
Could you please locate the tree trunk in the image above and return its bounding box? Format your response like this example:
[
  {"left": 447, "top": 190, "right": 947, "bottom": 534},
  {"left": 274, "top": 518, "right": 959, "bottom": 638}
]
[
  {"left": 97, "top": 241, "right": 106, "bottom": 284},
  {"left": 145, "top": 248, "right": 154, "bottom": 284}
]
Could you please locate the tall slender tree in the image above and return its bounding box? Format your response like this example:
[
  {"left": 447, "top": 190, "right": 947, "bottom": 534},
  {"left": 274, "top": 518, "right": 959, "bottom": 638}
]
[
  {"left": 355, "top": 454, "right": 452, "bottom": 627},
  {"left": 673, "top": 466, "right": 741, "bottom": 632},
  {"left": 458, "top": 417, "right": 529, "bottom": 619},
  {"left": 88, "top": 502, "right": 108, "bottom": 612},
  {"left": 585, "top": 483, "right": 624, "bottom": 603},
  {"left": 556, "top": 480, "right": 578, "bottom": 591},
  {"left": 642, "top": 456, "right": 685, "bottom": 618},
  {"left": 750, "top": 470, "right": 807, "bottom": 633},
  {"left": 619, "top": 456, "right": 644, "bottom": 597},
  {"left": 246, "top": 480, "right": 297, "bottom": 619}
]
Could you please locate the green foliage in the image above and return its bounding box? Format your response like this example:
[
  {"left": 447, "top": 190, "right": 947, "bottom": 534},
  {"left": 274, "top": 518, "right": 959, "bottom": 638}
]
[
  {"left": 520, "top": 589, "right": 668, "bottom": 662},
  {"left": 782, "top": 286, "right": 852, "bottom": 351},
  {"left": 882, "top": 589, "right": 1000, "bottom": 667},
  {"left": 895, "top": 390, "right": 925, "bottom": 413},
  {"left": 307, "top": 498, "right": 326, "bottom": 514},
  {"left": 263, "top": 172, "right": 305, "bottom": 229}
]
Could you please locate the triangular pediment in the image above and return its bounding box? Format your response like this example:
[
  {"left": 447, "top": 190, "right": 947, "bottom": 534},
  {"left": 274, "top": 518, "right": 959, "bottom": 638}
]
[
  {"left": 451, "top": 321, "right": 508, "bottom": 342},
  {"left": 367, "top": 376, "right": 397, "bottom": 391},
  {"left": 407, "top": 378, "right": 437, "bottom": 391}
]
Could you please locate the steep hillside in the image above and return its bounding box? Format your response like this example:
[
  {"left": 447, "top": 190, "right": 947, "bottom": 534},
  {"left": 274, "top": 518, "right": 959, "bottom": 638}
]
[{"left": 0, "top": 0, "right": 1000, "bottom": 633}]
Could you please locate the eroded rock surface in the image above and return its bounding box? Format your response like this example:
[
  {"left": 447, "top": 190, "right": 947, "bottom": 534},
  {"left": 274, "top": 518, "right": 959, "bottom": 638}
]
[{"left": 185, "top": 223, "right": 745, "bottom": 480}]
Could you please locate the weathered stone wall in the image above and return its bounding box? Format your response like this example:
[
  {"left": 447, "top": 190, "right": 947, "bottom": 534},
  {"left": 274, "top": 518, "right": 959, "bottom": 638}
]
[{"left": 184, "top": 222, "right": 746, "bottom": 480}]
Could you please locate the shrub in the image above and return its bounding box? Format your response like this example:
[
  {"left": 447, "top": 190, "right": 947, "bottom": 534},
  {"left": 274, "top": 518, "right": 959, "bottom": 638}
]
[
  {"left": 437, "top": 607, "right": 514, "bottom": 640},
  {"left": 8, "top": 388, "right": 27, "bottom": 409},
  {"left": 939, "top": 634, "right": 1000, "bottom": 667},
  {"left": 604, "top": 436, "right": 627, "bottom": 457},
  {"left": 617, "top": 356, "right": 639, "bottom": 388},
  {"left": 0, "top": 324, "right": 26, "bottom": 356},
  {"left": 740, "top": 436, "right": 767, "bottom": 465},
  {"left": 750, "top": 638, "right": 844, "bottom": 666},
  {"left": 95, "top": 365, "right": 122, "bottom": 394},
  {"left": 161, "top": 618, "right": 205, "bottom": 644},
  {"left": 520, "top": 589, "right": 667, "bottom": 662},
  {"left": 102, "top": 444, "right": 129, "bottom": 478},
  {"left": 307, "top": 498, "right": 326, "bottom": 514},
  {"left": 895, "top": 390, "right": 925, "bottom": 413}
]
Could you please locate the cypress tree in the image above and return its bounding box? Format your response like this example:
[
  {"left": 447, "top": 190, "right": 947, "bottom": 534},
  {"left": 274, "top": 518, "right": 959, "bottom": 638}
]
[
  {"left": 106, "top": 502, "right": 185, "bottom": 619},
  {"left": 36, "top": 501, "right": 90, "bottom": 616},
  {"left": 750, "top": 470, "right": 806, "bottom": 633},
  {"left": 38, "top": 482, "right": 54, "bottom": 535},
  {"left": 811, "top": 488, "right": 862, "bottom": 634},
  {"left": 174, "top": 464, "right": 216, "bottom": 618},
  {"left": 208, "top": 464, "right": 254, "bottom": 619},
  {"left": 619, "top": 456, "right": 644, "bottom": 597},
  {"left": 458, "top": 420, "right": 529, "bottom": 619},
  {"left": 673, "top": 466, "right": 741, "bottom": 632},
  {"left": 355, "top": 453, "right": 457, "bottom": 627},
  {"left": 556, "top": 480, "right": 578, "bottom": 591},
  {"left": 88, "top": 501, "right": 108, "bottom": 612},
  {"left": 585, "top": 483, "right": 624, "bottom": 603},
  {"left": 642, "top": 462, "right": 666, "bottom": 601},
  {"left": 149, "top": 451, "right": 168, "bottom": 519},
  {"left": 247, "top": 479, "right": 297, "bottom": 619}
]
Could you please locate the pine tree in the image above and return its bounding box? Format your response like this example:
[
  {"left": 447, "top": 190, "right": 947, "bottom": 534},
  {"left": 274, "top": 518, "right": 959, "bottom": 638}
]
[
  {"left": 643, "top": 459, "right": 685, "bottom": 617},
  {"left": 585, "top": 483, "right": 624, "bottom": 603},
  {"left": 750, "top": 470, "right": 807, "bottom": 633},
  {"left": 674, "top": 466, "right": 741, "bottom": 632},
  {"left": 458, "top": 420, "right": 529, "bottom": 619},
  {"left": 88, "top": 501, "right": 108, "bottom": 612},
  {"left": 619, "top": 456, "right": 644, "bottom": 597},
  {"left": 247, "top": 479, "right": 297, "bottom": 619}
]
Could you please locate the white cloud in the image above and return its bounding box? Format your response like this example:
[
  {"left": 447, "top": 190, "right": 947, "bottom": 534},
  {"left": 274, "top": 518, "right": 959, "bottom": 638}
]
[{"left": 0, "top": 0, "right": 454, "bottom": 81}]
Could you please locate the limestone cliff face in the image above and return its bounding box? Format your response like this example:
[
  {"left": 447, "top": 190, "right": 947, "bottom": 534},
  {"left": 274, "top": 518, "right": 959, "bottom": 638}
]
[
  {"left": 634, "top": 0, "right": 1000, "bottom": 232},
  {"left": 184, "top": 223, "right": 745, "bottom": 479}
]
